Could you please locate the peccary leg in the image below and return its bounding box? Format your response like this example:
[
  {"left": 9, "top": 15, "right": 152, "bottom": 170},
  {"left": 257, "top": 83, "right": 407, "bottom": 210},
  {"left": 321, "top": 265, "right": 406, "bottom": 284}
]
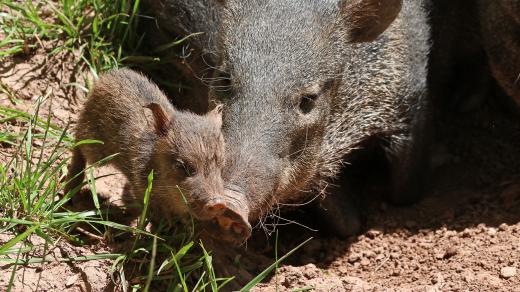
[
  {"left": 64, "top": 147, "right": 86, "bottom": 198},
  {"left": 385, "top": 94, "right": 432, "bottom": 205},
  {"left": 317, "top": 181, "right": 364, "bottom": 238}
]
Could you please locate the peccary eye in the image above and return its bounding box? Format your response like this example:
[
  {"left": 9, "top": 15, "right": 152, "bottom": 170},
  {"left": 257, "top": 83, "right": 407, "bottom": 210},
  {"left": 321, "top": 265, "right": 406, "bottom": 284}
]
[
  {"left": 174, "top": 160, "right": 196, "bottom": 177},
  {"left": 298, "top": 94, "right": 318, "bottom": 114}
]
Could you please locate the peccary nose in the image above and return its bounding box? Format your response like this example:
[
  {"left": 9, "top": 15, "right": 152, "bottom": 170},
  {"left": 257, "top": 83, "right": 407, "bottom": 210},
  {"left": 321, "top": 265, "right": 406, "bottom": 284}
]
[{"left": 199, "top": 190, "right": 251, "bottom": 244}]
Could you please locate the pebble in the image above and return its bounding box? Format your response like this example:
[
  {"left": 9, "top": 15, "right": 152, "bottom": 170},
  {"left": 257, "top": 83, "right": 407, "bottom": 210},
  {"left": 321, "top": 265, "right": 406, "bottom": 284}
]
[
  {"left": 500, "top": 266, "right": 517, "bottom": 279},
  {"left": 444, "top": 246, "right": 458, "bottom": 259},
  {"left": 434, "top": 247, "right": 457, "bottom": 260},
  {"left": 366, "top": 229, "right": 382, "bottom": 239},
  {"left": 487, "top": 227, "right": 498, "bottom": 236},
  {"left": 463, "top": 271, "right": 475, "bottom": 282},
  {"left": 499, "top": 223, "right": 508, "bottom": 231},
  {"left": 425, "top": 285, "right": 439, "bottom": 292},
  {"left": 348, "top": 253, "right": 361, "bottom": 263},
  {"left": 461, "top": 228, "right": 472, "bottom": 238},
  {"left": 65, "top": 274, "right": 79, "bottom": 288}
]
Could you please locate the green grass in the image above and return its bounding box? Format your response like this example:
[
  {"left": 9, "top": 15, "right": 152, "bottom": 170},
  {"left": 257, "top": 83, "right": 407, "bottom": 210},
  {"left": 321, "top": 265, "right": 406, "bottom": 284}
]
[
  {"left": 0, "top": 100, "right": 220, "bottom": 290},
  {"left": 0, "top": 0, "right": 200, "bottom": 87},
  {"left": 0, "top": 0, "right": 312, "bottom": 290},
  {"left": 1, "top": 0, "right": 143, "bottom": 73},
  {"left": 0, "top": 100, "right": 310, "bottom": 290}
]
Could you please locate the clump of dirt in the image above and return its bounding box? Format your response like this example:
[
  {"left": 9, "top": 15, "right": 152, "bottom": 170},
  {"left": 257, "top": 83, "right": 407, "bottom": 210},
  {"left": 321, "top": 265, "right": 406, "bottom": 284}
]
[
  {"left": 0, "top": 39, "right": 87, "bottom": 125},
  {"left": 0, "top": 233, "right": 115, "bottom": 292},
  {"left": 0, "top": 40, "right": 115, "bottom": 291},
  {"left": 246, "top": 97, "right": 520, "bottom": 291}
]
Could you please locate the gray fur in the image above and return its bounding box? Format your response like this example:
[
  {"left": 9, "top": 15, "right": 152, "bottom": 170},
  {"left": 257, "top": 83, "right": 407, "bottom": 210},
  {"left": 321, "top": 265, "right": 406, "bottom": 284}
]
[{"left": 147, "top": 0, "right": 432, "bottom": 236}]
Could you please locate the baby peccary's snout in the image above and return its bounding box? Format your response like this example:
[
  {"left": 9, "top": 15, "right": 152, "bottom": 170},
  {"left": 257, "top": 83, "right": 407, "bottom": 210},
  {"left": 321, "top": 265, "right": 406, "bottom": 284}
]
[{"left": 197, "top": 189, "right": 251, "bottom": 245}]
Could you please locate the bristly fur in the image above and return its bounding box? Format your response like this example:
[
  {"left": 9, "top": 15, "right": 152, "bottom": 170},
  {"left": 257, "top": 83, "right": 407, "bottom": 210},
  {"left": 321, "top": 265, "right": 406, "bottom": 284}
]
[
  {"left": 147, "top": 0, "right": 432, "bottom": 235},
  {"left": 66, "top": 68, "right": 226, "bottom": 221}
]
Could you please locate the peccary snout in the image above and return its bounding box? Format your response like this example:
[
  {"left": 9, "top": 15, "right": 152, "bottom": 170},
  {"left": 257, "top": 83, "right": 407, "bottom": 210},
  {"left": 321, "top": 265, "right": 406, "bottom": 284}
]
[{"left": 191, "top": 189, "right": 251, "bottom": 244}]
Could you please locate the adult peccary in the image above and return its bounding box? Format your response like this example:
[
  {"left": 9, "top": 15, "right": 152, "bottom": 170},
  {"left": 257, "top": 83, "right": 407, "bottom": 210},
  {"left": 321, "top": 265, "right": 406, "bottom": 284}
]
[
  {"left": 478, "top": 1, "right": 520, "bottom": 107},
  {"left": 65, "top": 68, "right": 251, "bottom": 244},
  {"left": 148, "top": 0, "right": 431, "bottom": 237}
]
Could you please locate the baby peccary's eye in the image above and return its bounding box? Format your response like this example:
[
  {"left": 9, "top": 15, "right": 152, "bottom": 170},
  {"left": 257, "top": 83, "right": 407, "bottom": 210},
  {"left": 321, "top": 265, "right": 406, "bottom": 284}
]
[
  {"left": 174, "top": 160, "right": 196, "bottom": 177},
  {"left": 298, "top": 94, "right": 318, "bottom": 114}
]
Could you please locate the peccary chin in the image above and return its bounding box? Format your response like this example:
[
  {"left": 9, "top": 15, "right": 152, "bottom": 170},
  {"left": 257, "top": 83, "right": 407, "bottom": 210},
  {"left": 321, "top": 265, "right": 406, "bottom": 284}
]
[{"left": 212, "top": 0, "right": 427, "bottom": 223}]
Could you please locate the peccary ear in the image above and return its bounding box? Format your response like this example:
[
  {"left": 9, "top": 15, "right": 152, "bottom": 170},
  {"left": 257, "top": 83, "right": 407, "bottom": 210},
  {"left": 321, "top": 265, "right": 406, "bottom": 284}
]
[
  {"left": 146, "top": 103, "right": 170, "bottom": 136},
  {"left": 341, "top": 0, "right": 402, "bottom": 43},
  {"left": 209, "top": 104, "right": 224, "bottom": 128}
]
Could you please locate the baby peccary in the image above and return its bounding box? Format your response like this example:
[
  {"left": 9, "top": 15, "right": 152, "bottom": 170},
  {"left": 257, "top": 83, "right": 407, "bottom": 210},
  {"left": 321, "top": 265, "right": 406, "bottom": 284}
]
[{"left": 65, "top": 68, "right": 251, "bottom": 244}]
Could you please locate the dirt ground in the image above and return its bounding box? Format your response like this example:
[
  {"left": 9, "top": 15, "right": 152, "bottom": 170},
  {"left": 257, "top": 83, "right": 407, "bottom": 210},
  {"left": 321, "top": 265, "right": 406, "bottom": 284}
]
[{"left": 1, "top": 40, "right": 520, "bottom": 292}]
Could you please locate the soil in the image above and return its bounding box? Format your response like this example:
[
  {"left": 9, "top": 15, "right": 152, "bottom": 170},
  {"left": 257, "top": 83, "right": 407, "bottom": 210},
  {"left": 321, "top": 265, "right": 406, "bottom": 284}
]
[{"left": 1, "top": 37, "right": 520, "bottom": 292}]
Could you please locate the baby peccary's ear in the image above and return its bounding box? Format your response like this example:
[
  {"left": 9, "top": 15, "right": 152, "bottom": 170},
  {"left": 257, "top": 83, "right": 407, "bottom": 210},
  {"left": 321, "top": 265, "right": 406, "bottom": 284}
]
[
  {"left": 341, "top": 0, "right": 402, "bottom": 43},
  {"left": 146, "top": 103, "right": 170, "bottom": 136},
  {"left": 208, "top": 104, "right": 224, "bottom": 129}
]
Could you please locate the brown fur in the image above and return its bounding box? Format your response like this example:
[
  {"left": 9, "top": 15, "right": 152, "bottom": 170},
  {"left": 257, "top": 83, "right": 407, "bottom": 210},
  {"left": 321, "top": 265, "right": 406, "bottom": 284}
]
[{"left": 65, "top": 68, "right": 226, "bottom": 222}]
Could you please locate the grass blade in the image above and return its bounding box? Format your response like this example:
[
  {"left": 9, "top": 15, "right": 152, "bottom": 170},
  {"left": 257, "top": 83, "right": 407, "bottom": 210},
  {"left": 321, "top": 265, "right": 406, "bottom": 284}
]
[{"left": 240, "top": 237, "right": 313, "bottom": 292}]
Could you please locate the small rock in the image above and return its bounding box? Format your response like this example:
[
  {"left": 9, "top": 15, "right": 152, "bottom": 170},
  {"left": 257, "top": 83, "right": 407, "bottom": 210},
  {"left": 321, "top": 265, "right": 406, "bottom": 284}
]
[
  {"left": 360, "top": 258, "right": 370, "bottom": 267},
  {"left": 366, "top": 229, "right": 382, "bottom": 239},
  {"left": 444, "top": 246, "right": 458, "bottom": 259},
  {"left": 434, "top": 246, "right": 457, "bottom": 260},
  {"left": 500, "top": 266, "right": 517, "bottom": 279},
  {"left": 348, "top": 253, "right": 361, "bottom": 263},
  {"left": 445, "top": 230, "right": 457, "bottom": 237},
  {"left": 463, "top": 271, "right": 475, "bottom": 282},
  {"left": 302, "top": 264, "right": 319, "bottom": 279},
  {"left": 461, "top": 228, "right": 472, "bottom": 238},
  {"left": 499, "top": 223, "right": 508, "bottom": 231},
  {"left": 363, "top": 250, "right": 376, "bottom": 259},
  {"left": 487, "top": 228, "right": 498, "bottom": 236},
  {"left": 65, "top": 274, "right": 79, "bottom": 288}
]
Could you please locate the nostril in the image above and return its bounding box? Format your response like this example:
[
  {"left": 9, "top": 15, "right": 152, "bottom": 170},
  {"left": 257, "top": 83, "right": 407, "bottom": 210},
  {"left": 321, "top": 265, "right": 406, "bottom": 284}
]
[{"left": 203, "top": 202, "right": 227, "bottom": 216}]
